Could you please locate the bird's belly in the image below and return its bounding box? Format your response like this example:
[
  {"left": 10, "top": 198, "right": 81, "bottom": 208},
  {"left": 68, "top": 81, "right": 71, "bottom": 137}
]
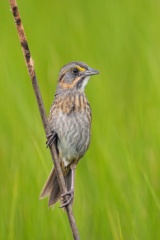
[{"left": 57, "top": 112, "right": 91, "bottom": 166}]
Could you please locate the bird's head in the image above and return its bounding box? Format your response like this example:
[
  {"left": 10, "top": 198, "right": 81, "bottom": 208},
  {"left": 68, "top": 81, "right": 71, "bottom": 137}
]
[{"left": 56, "top": 61, "right": 99, "bottom": 95}]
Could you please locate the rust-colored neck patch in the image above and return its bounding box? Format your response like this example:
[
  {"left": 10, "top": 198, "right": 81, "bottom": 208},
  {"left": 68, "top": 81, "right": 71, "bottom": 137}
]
[{"left": 59, "top": 76, "right": 81, "bottom": 89}]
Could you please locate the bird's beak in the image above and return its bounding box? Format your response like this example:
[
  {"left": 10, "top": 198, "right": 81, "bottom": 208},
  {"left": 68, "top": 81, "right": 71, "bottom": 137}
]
[{"left": 84, "top": 67, "right": 100, "bottom": 76}]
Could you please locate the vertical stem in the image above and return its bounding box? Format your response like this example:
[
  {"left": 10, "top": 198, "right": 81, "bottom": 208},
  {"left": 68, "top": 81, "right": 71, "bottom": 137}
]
[{"left": 9, "top": 1, "right": 80, "bottom": 239}]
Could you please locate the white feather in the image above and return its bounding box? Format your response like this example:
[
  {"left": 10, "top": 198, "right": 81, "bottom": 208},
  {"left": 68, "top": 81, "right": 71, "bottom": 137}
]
[{"left": 80, "top": 76, "right": 90, "bottom": 91}]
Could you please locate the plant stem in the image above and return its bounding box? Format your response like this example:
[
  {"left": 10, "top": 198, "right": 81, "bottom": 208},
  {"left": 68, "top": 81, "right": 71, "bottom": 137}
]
[{"left": 9, "top": 1, "right": 80, "bottom": 239}]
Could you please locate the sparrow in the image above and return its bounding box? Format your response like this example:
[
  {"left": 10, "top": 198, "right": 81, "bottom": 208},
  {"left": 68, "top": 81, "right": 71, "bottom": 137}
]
[{"left": 40, "top": 61, "right": 99, "bottom": 207}]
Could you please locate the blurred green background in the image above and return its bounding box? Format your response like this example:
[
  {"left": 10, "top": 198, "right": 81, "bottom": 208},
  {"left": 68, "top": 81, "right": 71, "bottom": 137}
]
[{"left": 1, "top": 0, "right": 160, "bottom": 239}]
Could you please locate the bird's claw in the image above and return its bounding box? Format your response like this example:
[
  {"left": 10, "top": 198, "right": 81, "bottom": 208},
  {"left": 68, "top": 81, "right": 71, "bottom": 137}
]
[
  {"left": 46, "top": 131, "right": 56, "bottom": 147},
  {"left": 59, "top": 190, "right": 74, "bottom": 208}
]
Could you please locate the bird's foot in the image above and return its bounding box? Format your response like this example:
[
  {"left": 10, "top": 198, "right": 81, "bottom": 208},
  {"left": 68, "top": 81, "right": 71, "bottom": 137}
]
[
  {"left": 46, "top": 131, "right": 56, "bottom": 147},
  {"left": 59, "top": 189, "right": 74, "bottom": 208}
]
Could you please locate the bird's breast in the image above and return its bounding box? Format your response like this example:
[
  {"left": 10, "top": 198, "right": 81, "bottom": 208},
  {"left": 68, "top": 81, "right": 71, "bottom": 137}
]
[{"left": 49, "top": 93, "right": 92, "bottom": 165}]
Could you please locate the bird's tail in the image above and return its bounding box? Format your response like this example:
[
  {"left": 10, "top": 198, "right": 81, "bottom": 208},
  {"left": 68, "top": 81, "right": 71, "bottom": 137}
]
[{"left": 40, "top": 167, "right": 71, "bottom": 207}]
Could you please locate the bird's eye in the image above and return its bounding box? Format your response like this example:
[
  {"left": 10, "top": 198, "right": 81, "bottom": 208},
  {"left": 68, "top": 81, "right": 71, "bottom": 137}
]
[{"left": 72, "top": 68, "right": 79, "bottom": 74}]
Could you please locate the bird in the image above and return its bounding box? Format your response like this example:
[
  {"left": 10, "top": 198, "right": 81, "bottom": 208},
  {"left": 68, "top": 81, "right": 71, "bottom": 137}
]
[{"left": 40, "top": 61, "right": 99, "bottom": 207}]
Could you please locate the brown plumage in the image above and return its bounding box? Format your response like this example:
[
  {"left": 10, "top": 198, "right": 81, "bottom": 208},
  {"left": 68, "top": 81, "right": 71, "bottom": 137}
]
[{"left": 40, "top": 61, "right": 99, "bottom": 207}]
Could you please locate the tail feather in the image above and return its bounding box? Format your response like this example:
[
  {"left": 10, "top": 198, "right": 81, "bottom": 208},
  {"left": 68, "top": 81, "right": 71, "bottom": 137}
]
[
  {"left": 40, "top": 167, "right": 72, "bottom": 207},
  {"left": 40, "top": 167, "right": 56, "bottom": 199},
  {"left": 48, "top": 177, "right": 61, "bottom": 206}
]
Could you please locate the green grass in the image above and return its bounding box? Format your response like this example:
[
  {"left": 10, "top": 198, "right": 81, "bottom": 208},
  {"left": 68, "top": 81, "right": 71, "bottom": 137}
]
[{"left": 1, "top": 0, "right": 160, "bottom": 239}]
